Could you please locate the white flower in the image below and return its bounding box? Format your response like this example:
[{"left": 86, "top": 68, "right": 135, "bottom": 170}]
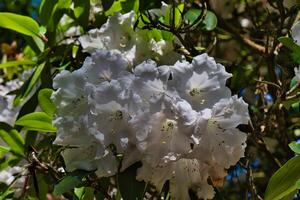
[
  {"left": 136, "top": 96, "right": 249, "bottom": 200},
  {"left": 159, "top": 53, "right": 232, "bottom": 110},
  {"left": 52, "top": 49, "right": 136, "bottom": 176},
  {"left": 128, "top": 97, "right": 196, "bottom": 167},
  {"left": 190, "top": 95, "right": 249, "bottom": 168},
  {"left": 79, "top": 12, "right": 181, "bottom": 66},
  {"left": 294, "top": 66, "right": 300, "bottom": 83},
  {"left": 137, "top": 159, "right": 219, "bottom": 200},
  {"left": 292, "top": 21, "right": 300, "bottom": 45},
  {"left": 52, "top": 45, "right": 249, "bottom": 200}
]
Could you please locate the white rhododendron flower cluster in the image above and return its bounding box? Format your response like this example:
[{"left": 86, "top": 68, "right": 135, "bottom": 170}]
[
  {"left": 79, "top": 11, "right": 181, "bottom": 66},
  {"left": 52, "top": 12, "right": 249, "bottom": 200},
  {"left": 291, "top": 21, "right": 300, "bottom": 83}
]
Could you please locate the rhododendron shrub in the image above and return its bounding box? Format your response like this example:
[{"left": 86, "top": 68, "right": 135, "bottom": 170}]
[
  {"left": 51, "top": 13, "right": 249, "bottom": 198},
  {"left": 0, "top": 1, "right": 299, "bottom": 200}
]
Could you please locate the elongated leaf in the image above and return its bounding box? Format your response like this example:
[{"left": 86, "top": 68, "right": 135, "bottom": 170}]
[
  {"left": 39, "top": 0, "right": 59, "bottom": 26},
  {"left": 54, "top": 170, "right": 93, "bottom": 196},
  {"left": 0, "top": 60, "right": 36, "bottom": 69},
  {"left": 118, "top": 162, "right": 146, "bottom": 200},
  {"left": 14, "top": 62, "right": 45, "bottom": 105},
  {"left": 74, "top": 0, "right": 90, "bottom": 27},
  {"left": 38, "top": 89, "right": 56, "bottom": 116},
  {"left": 0, "top": 12, "right": 40, "bottom": 37},
  {"left": 0, "top": 146, "right": 10, "bottom": 154},
  {"left": 265, "top": 156, "right": 300, "bottom": 200},
  {"left": 15, "top": 112, "right": 56, "bottom": 132},
  {"left": 0, "top": 129, "right": 24, "bottom": 156},
  {"left": 278, "top": 37, "right": 300, "bottom": 53}
]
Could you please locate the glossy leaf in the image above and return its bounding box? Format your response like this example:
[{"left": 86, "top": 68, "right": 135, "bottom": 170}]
[
  {"left": 265, "top": 156, "right": 300, "bottom": 200},
  {"left": 0, "top": 129, "right": 24, "bottom": 156},
  {"left": 184, "top": 8, "right": 201, "bottom": 25},
  {"left": 202, "top": 11, "right": 217, "bottom": 31},
  {"left": 38, "top": 89, "right": 56, "bottom": 116},
  {"left": 53, "top": 170, "right": 93, "bottom": 196},
  {"left": 15, "top": 112, "right": 56, "bottom": 132},
  {"left": 0, "top": 12, "right": 40, "bottom": 37},
  {"left": 14, "top": 62, "right": 45, "bottom": 105}
]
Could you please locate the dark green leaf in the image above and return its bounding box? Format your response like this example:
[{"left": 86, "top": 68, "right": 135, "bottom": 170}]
[
  {"left": 15, "top": 112, "right": 56, "bottom": 132},
  {"left": 54, "top": 170, "right": 93, "bottom": 196},
  {"left": 265, "top": 156, "right": 300, "bottom": 200},
  {"left": 278, "top": 37, "right": 300, "bottom": 53},
  {"left": 74, "top": 0, "right": 90, "bottom": 27},
  {"left": 39, "top": 0, "right": 59, "bottom": 26},
  {"left": 0, "top": 12, "right": 40, "bottom": 37},
  {"left": 282, "top": 98, "right": 300, "bottom": 110},
  {"left": 121, "top": 0, "right": 139, "bottom": 13},
  {"left": 118, "top": 162, "right": 146, "bottom": 200},
  {"left": 38, "top": 89, "right": 56, "bottom": 116}
]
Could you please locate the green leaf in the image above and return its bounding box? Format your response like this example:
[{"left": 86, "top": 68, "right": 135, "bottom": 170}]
[
  {"left": 118, "top": 162, "right": 146, "bottom": 200},
  {"left": 265, "top": 156, "right": 300, "bottom": 200},
  {"left": 0, "top": 12, "right": 40, "bottom": 37},
  {"left": 74, "top": 187, "right": 94, "bottom": 200},
  {"left": 0, "top": 146, "right": 10, "bottom": 154},
  {"left": 184, "top": 8, "right": 201, "bottom": 25},
  {"left": 38, "top": 89, "right": 56, "bottom": 116},
  {"left": 105, "top": 0, "right": 125, "bottom": 16},
  {"left": 202, "top": 11, "right": 217, "bottom": 31},
  {"left": 15, "top": 112, "right": 56, "bottom": 132},
  {"left": 121, "top": 0, "right": 139, "bottom": 13},
  {"left": 278, "top": 37, "right": 300, "bottom": 53},
  {"left": 282, "top": 98, "right": 300, "bottom": 110},
  {"left": 14, "top": 62, "right": 45, "bottom": 105},
  {"left": 74, "top": 0, "right": 90, "bottom": 27},
  {"left": 54, "top": 170, "right": 93, "bottom": 196},
  {"left": 0, "top": 129, "right": 24, "bottom": 156},
  {"left": 289, "top": 142, "right": 300, "bottom": 154},
  {"left": 39, "top": 0, "right": 59, "bottom": 26},
  {"left": 0, "top": 60, "right": 36, "bottom": 69}
]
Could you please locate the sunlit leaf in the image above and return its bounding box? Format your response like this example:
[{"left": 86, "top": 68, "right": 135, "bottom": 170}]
[
  {"left": 15, "top": 112, "right": 56, "bottom": 132},
  {"left": 0, "top": 12, "right": 40, "bottom": 37},
  {"left": 0, "top": 60, "right": 36, "bottom": 69},
  {"left": 38, "top": 89, "right": 56, "bottom": 117},
  {"left": 265, "top": 156, "right": 300, "bottom": 200}
]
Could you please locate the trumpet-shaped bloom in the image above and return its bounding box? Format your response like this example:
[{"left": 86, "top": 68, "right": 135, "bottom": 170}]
[{"left": 79, "top": 12, "right": 181, "bottom": 66}]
